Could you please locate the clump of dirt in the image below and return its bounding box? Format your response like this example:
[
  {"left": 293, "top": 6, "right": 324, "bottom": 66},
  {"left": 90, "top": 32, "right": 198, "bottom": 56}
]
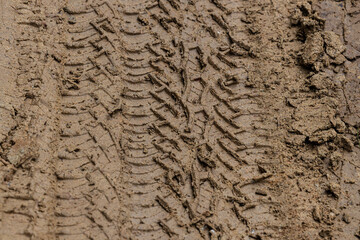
[{"left": 301, "top": 31, "right": 346, "bottom": 71}]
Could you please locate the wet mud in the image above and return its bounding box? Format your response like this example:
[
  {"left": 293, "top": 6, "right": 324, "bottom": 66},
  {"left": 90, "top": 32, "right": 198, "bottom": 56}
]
[{"left": 0, "top": 0, "right": 359, "bottom": 239}]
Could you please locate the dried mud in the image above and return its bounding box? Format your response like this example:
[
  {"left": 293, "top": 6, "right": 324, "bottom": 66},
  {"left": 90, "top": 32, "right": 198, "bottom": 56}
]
[{"left": 0, "top": 0, "right": 359, "bottom": 239}]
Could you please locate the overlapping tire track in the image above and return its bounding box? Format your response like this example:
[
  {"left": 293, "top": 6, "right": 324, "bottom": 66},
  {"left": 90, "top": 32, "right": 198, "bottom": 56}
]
[{"left": 57, "top": 0, "right": 282, "bottom": 238}]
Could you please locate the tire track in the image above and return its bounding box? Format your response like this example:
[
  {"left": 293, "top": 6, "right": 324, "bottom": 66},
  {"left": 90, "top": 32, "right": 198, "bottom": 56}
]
[
  {"left": 0, "top": 1, "right": 59, "bottom": 239},
  {"left": 118, "top": 3, "right": 176, "bottom": 239},
  {"left": 56, "top": 2, "right": 124, "bottom": 239},
  {"left": 58, "top": 1, "right": 175, "bottom": 239},
  {"left": 127, "top": 0, "right": 282, "bottom": 238}
]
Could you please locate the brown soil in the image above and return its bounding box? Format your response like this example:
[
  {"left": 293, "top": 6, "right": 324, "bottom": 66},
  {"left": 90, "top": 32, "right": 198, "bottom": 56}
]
[{"left": 0, "top": 0, "right": 359, "bottom": 239}]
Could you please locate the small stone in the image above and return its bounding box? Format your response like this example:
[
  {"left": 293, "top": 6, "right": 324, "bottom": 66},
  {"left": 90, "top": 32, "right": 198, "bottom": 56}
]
[
  {"left": 326, "top": 182, "right": 341, "bottom": 199},
  {"left": 143, "top": 147, "right": 148, "bottom": 154},
  {"left": 342, "top": 213, "right": 351, "bottom": 224},
  {"left": 312, "top": 205, "right": 322, "bottom": 222},
  {"left": 68, "top": 16, "right": 76, "bottom": 24}
]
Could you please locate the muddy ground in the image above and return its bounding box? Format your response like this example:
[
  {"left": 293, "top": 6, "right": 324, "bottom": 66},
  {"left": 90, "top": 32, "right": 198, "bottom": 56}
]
[{"left": 0, "top": 0, "right": 359, "bottom": 239}]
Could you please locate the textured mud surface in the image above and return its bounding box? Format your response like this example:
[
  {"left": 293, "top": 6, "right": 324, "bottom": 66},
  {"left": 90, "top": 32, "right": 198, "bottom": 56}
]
[{"left": 0, "top": 0, "right": 359, "bottom": 239}]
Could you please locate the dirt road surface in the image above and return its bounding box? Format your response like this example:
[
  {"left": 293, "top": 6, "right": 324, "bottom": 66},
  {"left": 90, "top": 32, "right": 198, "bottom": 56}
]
[{"left": 0, "top": 0, "right": 359, "bottom": 239}]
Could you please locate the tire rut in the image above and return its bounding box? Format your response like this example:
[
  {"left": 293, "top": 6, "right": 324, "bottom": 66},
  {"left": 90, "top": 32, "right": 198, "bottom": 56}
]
[
  {"left": 56, "top": 1, "right": 124, "bottom": 239},
  {"left": 118, "top": 0, "right": 281, "bottom": 239}
]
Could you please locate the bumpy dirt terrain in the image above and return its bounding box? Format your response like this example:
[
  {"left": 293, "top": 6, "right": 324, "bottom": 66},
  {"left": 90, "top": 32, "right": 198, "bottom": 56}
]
[{"left": 0, "top": 0, "right": 359, "bottom": 239}]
